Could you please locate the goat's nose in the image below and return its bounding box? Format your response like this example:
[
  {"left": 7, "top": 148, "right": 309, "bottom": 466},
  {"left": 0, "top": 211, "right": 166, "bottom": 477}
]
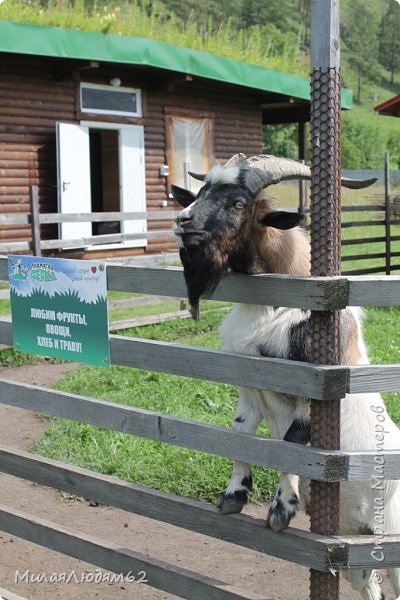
[{"left": 176, "top": 212, "right": 193, "bottom": 225}]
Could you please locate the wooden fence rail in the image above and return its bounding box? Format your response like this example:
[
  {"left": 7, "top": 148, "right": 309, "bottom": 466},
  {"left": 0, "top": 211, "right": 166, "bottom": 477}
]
[
  {"left": 0, "top": 179, "right": 398, "bottom": 272},
  {"left": 0, "top": 256, "right": 400, "bottom": 598}
]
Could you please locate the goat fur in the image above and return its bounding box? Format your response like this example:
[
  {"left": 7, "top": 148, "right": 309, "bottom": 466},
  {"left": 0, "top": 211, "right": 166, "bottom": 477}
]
[{"left": 174, "top": 176, "right": 400, "bottom": 600}]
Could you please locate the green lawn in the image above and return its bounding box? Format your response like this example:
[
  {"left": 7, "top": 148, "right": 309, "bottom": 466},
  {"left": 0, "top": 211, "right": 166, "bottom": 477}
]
[
  {"left": 32, "top": 306, "right": 278, "bottom": 503},
  {"left": 28, "top": 301, "right": 400, "bottom": 506},
  {"left": 364, "top": 307, "right": 400, "bottom": 425}
]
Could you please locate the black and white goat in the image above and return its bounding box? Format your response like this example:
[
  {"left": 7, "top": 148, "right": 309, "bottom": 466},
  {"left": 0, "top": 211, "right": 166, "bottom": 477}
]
[{"left": 172, "top": 154, "right": 400, "bottom": 600}]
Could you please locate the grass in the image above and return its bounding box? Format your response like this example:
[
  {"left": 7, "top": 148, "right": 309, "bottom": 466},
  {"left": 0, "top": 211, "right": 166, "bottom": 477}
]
[
  {"left": 0, "top": 0, "right": 307, "bottom": 76},
  {"left": 33, "top": 306, "right": 279, "bottom": 503},
  {"left": 364, "top": 307, "right": 400, "bottom": 425},
  {"left": 28, "top": 297, "right": 400, "bottom": 506}
]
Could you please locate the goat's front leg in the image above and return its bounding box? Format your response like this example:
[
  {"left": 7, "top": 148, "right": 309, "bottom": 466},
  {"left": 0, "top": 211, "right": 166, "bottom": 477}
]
[
  {"left": 266, "top": 473, "right": 301, "bottom": 531},
  {"left": 266, "top": 399, "right": 310, "bottom": 531},
  {"left": 218, "top": 388, "right": 263, "bottom": 514}
]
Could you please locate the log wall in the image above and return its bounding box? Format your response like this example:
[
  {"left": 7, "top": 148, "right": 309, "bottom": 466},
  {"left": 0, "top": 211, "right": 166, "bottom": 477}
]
[{"left": 0, "top": 53, "right": 263, "bottom": 258}]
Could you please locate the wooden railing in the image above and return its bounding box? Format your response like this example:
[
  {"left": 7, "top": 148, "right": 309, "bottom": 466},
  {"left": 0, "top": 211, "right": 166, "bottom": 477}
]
[
  {"left": 1, "top": 184, "right": 400, "bottom": 277},
  {"left": 0, "top": 258, "right": 400, "bottom": 598},
  {"left": 0, "top": 186, "right": 178, "bottom": 255}
]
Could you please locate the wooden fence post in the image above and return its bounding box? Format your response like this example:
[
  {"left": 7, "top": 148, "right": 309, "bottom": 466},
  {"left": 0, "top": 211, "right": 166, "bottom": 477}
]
[
  {"left": 29, "top": 185, "right": 42, "bottom": 257},
  {"left": 309, "top": 1, "right": 341, "bottom": 598},
  {"left": 384, "top": 152, "right": 391, "bottom": 275}
]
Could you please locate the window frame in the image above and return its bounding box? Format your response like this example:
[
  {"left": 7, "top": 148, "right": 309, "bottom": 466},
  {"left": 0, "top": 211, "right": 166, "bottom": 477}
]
[
  {"left": 165, "top": 109, "right": 214, "bottom": 193},
  {"left": 80, "top": 82, "right": 142, "bottom": 118}
]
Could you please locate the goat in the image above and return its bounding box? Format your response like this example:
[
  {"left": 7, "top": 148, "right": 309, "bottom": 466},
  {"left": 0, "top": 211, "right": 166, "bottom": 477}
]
[{"left": 172, "top": 154, "right": 400, "bottom": 600}]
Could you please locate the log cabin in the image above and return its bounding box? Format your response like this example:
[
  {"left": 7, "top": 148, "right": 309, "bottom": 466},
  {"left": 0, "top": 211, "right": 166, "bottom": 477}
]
[{"left": 0, "top": 20, "right": 352, "bottom": 260}]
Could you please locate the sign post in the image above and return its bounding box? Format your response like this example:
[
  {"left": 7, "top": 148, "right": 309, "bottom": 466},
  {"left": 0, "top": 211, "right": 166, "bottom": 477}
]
[{"left": 8, "top": 256, "right": 110, "bottom": 367}]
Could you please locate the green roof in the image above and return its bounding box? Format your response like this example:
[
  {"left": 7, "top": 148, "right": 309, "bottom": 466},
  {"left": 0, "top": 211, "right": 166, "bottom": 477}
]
[{"left": 0, "top": 20, "right": 352, "bottom": 109}]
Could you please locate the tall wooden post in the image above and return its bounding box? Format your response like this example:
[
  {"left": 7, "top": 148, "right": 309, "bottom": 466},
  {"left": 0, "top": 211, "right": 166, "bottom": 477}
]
[
  {"left": 384, "top": 152, "right": 391, "bottom": 275},
  {"left": 30, "top": 185, "right": 42, "bottom": 257},
  {"left": 309, "top": 1, "right": 341, "bottom": 598}
]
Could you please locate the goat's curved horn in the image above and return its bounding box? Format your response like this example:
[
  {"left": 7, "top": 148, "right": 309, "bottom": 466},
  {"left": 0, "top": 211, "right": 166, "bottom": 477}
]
[
  {"left": 188, "top": 153, "right": 248, "bottom": 182},
  {"left": 188, "top": 171, "right": 206, "bottom": 182},
  {"left": 224, "top": 153, "right": 248, "bottom": 166},
  {"left": 243, "top": 154, "right": 377, "bottom": 193}
]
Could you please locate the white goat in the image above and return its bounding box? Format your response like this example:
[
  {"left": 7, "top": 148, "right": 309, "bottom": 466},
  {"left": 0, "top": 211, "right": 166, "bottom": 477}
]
[{"left": 172, "top": 154, "right": 400, "bottom": 600}]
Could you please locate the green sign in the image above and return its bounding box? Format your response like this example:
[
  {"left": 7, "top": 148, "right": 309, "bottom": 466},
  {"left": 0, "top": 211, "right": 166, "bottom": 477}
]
[{"left": 8, "top": 255, "right": 110, "bottom": 367}]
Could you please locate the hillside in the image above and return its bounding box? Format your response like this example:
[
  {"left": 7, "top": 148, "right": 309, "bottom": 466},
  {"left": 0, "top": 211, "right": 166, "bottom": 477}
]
[{"left": 0, "top": 0, "right": 399, "bottom": 169}]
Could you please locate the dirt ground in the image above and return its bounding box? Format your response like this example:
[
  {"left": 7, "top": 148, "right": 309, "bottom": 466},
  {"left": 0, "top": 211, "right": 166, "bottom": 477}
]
[{"left": 0, "top": 362, "right": 394, "bottom": 600}]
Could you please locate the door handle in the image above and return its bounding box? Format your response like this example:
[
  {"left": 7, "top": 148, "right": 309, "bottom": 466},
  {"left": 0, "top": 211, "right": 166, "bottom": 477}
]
[{"left": 62, "top": 181, "right": 71, "bottom": 192}]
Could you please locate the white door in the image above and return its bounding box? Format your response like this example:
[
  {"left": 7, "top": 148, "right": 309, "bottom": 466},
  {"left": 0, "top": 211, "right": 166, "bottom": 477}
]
[
  {"left": 57, "top": 122, "right": 146, "bottom": 248},
  {"left": 119, "top": 126, "right": 146, "bottom": 240},
  {"left": 56, "top": 122, "right": 92, "bottom": 241}
]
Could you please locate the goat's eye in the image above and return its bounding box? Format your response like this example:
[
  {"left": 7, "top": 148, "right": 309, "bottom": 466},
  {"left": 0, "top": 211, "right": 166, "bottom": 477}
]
[{"left": 235, "top": 200, "right": 245, "bottom": 209}]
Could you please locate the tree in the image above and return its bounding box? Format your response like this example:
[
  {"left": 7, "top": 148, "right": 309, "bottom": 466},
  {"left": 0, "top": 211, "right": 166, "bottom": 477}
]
[
  {"left": 341, "top": 0, "right": 380, "bottom": 103},
  {"left": 237, "top": 0, "right": 293, "bottom": 31},
  {"left": 379, "top": 1, "right": 400, "bottom": 84},
  {"left": 263, "top": 124, "right": 299, "bottom": 160}
]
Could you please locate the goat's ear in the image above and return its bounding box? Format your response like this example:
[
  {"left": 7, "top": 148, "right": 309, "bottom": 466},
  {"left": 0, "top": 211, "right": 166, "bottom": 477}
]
[
  {"left": 260, "top": 211, "right": 302, "bottom": 230},
  {"left": 171, "top": 185, "right": 196, "bottom": 208}
]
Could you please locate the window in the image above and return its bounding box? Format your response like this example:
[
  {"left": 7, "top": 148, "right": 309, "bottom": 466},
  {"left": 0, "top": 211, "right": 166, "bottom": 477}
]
[
  {"left": 80, "top": 83, "right": 142, "bottom": 117},
  {"left": 166, "top": 113, "right": 213, "bottom": 194}
]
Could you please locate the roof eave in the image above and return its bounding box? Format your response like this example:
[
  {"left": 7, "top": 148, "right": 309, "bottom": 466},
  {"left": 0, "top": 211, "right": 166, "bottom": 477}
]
[{"left": 0, "top": 20, "right": 353, "bottom": 110}]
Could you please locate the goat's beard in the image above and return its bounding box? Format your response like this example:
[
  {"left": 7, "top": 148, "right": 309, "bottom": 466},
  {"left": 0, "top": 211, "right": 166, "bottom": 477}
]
[{"left": 179, "top": 244, "right": 227, "bottom": 320}]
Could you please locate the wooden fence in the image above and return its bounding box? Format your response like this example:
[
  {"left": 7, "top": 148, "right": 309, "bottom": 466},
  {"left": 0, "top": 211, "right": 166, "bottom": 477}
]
[
  {"left": 297, "top": 157, "right": 400, "bottom": 276},
  {"left": 341, "top": 155, "right": 400, "bottom": 275},
  {"left": 0, "top": 256, "right": 400, "bottom": 599},
  {"left": 0, "top": 181, "right": 399, "bottom": 276},
  {"left": 0, "top": 186, "right": 177, "bottom": 255}
]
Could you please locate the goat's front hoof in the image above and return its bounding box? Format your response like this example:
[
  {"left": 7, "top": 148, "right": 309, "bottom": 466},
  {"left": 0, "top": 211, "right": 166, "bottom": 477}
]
[
  {"left": 266, "top": 493, "right": 298, "bottom": 531},
  {"left": 218, "top": 490, "right": 247, "bottom": 514}
]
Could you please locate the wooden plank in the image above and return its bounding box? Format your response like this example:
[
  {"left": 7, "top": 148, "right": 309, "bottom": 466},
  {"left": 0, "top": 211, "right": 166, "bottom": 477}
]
[
  {"left": 38, "top": 210, "right": 179, "bottom": 224},
  {"left": 1, "top": 377, "right": 400, "bottom": 481},
  {"left": 109, "top": 310, "right": 191, "bottom": 331},
  {"left": 311, "top": 0, "right": 340, "bottom": 68},
  {"left": 1, "top": 448, "right": 400, "bottom": 572},
  {"left": 0, "top": 586, "right": 28, "bottom": 600},
  {"left": 106, "top": 265, "right": 350, "bottom": 310},
  {"left": 347, "top": 275, "right": 400, "bottom": 306},
  {"left": 342, "top": 205, "right": 385, "bottom": 212},
  {"left": 0, "top": 318, "right": 12, "bottom": 346},
  {"left": 108, "top": 295, "right": 181, "bottom": 310},
  {"left": 342, "top": 236, "right": 386, "bottom": 246},
  {"left": 342, "top": 267, "right": 387, "bottom": 275},
  {"left": 0, "top": 445, "right": 341, "bottom": 571},
  {"left": 344, "top": 534, "right": 400, "bottom": 571},
  {"left": 341, "top": 220, "right": 384, "bottom": 228},
  {"left": 0, "top": 242, "right": 30, "bottom": 253},
  {"left": 4, "top": 257, "right": 395, "bottom": 312},
  {"left": 40, "top": 229, "right": 173, "bottom": 250},
  {"left": 348, "top": 364, "right": 400, "bottom": 393},
  {"left": 0, "top": 214, "right": 30, "bottom": 225},
  {"left": 341, "top": 253, "right": 385, "bottom": 262},
  {"left": 109, "top": 335, "right": 348, "bottom": 400},
  {"left": 0, "top": 378, "right": 347, "bottom": 480},
  {"left": 0, "top": 504, "right": 266, "bottom": 600},
  {"left": 345, "top": 449, "right": 400, "bottom": 481}
]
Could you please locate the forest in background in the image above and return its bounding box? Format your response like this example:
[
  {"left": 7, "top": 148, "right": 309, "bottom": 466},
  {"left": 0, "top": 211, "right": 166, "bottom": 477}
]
[{"left": 0, "top": 0, "right": 400, "bottom": 169}]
